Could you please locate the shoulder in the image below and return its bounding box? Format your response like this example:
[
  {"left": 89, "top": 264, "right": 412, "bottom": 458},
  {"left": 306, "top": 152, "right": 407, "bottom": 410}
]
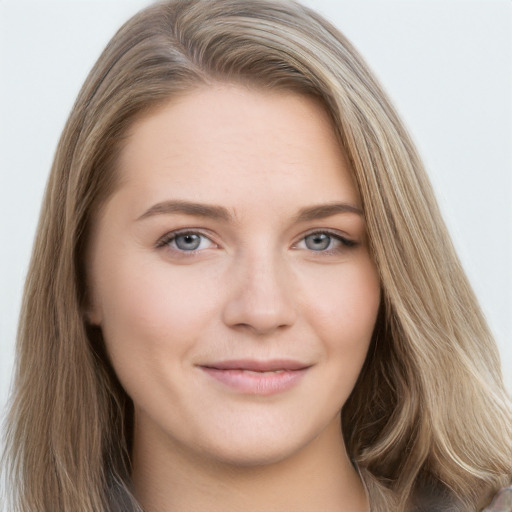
[{"left": 482, "top": 486, "right": 512, "bottom": 512}]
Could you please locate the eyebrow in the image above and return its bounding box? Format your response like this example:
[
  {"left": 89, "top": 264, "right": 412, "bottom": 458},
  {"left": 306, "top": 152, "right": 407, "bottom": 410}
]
[
  {"left": 294, "top": 202, "right": 363, "bottom": 222},
  {"left": 136, "top": 200, "right": 362, "bottom": 222},
  {"left": 137, "top": 200, "right": 232, "bottom": 222}
]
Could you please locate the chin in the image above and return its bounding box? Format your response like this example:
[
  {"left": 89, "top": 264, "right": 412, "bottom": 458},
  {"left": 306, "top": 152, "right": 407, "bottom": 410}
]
[
  {"left": 193, "top": 419, "right": 329, "bottom": 469},
  {"left": 204, "top": 440, "right": 304, "bottom": 469}
]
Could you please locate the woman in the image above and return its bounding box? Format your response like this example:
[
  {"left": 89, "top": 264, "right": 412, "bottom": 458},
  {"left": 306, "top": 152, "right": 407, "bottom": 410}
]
[{"left": 3, "top": 1, "right": 511, "bottom": 511}]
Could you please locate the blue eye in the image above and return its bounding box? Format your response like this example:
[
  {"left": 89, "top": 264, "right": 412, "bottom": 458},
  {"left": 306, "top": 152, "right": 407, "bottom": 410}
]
[
  {"left": 296, "top": 231, "right": 356, "bottom": 252},
  {"left": 157, "top": 231, "right": 215, "bottom": 252},
  {"left": 304, "top": 233, "right": 332, "bottom": 251},
  {"left": 174, "top": 233, "right": 202, "bottom": 251}
]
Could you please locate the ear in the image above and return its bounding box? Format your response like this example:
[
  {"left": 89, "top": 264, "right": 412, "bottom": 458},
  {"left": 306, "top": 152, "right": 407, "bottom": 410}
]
[
  {"left": 83, "top": 293, "right": 103, "bottom": 326},
  {"left": 84, "top": 308, "right": 102, "bottom": 326}
]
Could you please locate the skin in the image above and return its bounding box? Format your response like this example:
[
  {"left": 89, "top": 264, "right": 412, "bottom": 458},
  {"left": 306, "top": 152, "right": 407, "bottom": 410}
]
[{"left": 88, "top": 85, "right": 380, "bottom": 512}]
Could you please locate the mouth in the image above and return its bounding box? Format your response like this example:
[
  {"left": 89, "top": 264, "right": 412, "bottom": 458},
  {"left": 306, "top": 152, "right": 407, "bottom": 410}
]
[{"left": 198, "top": 359, "right": 311, "bottom": 396}]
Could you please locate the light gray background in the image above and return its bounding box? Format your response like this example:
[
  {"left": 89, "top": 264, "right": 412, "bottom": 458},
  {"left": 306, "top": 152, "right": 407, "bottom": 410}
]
[{"left": 1, "top": 0, "right": 511, "bottom": 472}]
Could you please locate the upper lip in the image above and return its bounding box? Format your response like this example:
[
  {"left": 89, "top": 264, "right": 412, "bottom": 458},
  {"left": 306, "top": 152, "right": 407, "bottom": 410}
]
[{"left": 200, "top": 359, "right": 311, "bottom": 372}]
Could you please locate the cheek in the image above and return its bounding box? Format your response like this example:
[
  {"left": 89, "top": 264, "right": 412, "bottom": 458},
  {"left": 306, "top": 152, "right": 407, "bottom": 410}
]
[
  {"left": 299, "top": 256, "right": 380, "bottom": 394},
  {"left": 291, "top": 256, "right": 380, "bottom": 420},
  {"left": 93, "top": 252, "right": 218, "bottom": 383},
  {"left": 302, "top": 257, "right": 380, "bottom": 342}
]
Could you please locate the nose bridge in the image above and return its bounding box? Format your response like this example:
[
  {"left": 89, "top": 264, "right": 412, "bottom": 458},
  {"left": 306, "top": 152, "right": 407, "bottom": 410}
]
[{"left": 222, "top": 242, "right": 297, "bottom": 334}]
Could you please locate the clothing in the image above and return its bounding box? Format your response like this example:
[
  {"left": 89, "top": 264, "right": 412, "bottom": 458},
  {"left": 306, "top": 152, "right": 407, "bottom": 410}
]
[
  {"left": 483, "top": 486, "right": 512, "bottom": 512},
  {"left": 411, "top": 483, "right": 512, "bottom": 511}
]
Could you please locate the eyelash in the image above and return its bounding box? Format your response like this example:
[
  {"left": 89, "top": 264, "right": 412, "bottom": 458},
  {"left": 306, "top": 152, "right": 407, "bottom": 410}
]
[
  {"left": 156, "top": 228, "right": 357, "bottom": 256},
  {"left": 294, "top": 229, "right": 357, "bottom": 254},
  {"left": 155, "top": 229, "right": 215, "bottom": 253}
]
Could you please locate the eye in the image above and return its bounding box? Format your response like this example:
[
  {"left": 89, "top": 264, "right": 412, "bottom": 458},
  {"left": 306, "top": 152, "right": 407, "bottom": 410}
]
[
  {"left": 295, "top": 231, "right": 356, "bottom": 252},
  {"left": 304, "top": 233, "right": 333, "bottom": 251},
  {"left": 156, "top": 231, "right": 215, "bottom": 252}
]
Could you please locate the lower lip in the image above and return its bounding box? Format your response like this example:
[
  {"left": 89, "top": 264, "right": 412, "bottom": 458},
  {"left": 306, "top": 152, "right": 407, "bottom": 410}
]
[{"left": 200, "top": 367, "right": 308, "bottom": 395}]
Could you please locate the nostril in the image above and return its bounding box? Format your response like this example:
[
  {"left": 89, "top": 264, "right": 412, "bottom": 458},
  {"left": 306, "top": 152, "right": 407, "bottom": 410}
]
[
  {"left": 222, "top": 289, "right": 297, "bottom": 335},
  {"left": 221, "top": 255, "right": 297, "bottom": 334}
]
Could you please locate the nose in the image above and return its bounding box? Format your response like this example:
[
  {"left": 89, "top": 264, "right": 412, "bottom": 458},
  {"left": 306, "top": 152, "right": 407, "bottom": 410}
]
[{"left": 221, "top": 250, "right": 297, "bottom": 336}]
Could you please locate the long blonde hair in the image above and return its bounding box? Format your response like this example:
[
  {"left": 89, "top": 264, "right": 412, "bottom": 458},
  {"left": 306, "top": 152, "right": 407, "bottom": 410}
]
[{"left": 3, "top": 1, "right": 511, "bottom": 510}]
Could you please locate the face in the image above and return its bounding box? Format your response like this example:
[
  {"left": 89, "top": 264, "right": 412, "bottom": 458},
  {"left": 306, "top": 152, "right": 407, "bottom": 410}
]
[{"left": 87, "top": 85, "right": 380, "bottom": 467}]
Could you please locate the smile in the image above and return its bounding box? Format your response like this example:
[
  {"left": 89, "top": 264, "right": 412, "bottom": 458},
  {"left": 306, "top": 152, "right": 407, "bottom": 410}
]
[{"left": 199, "top": 359, "right": 311, "bottom": 396}]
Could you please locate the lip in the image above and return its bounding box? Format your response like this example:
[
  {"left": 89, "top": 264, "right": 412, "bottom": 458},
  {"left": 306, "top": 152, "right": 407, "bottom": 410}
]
[{"left": 199, "top": 359, "right": 311, "bottom": 396}]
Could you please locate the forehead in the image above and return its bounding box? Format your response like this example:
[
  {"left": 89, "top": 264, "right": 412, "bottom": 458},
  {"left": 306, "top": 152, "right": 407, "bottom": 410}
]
[{"left": 113, "top": 84, "right": 359, "bottom": 217}]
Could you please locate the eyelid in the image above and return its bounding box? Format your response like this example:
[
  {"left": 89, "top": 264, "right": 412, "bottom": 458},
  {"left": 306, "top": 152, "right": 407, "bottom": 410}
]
[
  {"left": 154, "top": 227, "right": 357, "bottom": 254},
  {"left": 292, "top": 228, "right": 357, "bottom": 249},
  {"left": 155, "top": 228, "right": 217, "bottom": 250}
]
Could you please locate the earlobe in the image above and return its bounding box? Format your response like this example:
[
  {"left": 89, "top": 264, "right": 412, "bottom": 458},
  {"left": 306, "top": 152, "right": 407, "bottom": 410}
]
[
  {"left": 83, "top": 300, "right": 102, "bottom": 326},
  {"left": 86, "top": 312, "right": 102, "bottom": 326},
  {"left": 82, "top": 277, "right": 102, "bottom": 325}
]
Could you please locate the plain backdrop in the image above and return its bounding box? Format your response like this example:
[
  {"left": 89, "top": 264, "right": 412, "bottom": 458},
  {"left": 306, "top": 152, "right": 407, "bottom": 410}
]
[{"left": 1, "top": 0, "right": 511, "bottom": 474}]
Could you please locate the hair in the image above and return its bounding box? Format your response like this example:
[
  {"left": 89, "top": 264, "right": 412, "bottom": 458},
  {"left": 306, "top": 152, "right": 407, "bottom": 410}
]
[{"left": 3, "top": 1, "right": 511, "bottom": 511}]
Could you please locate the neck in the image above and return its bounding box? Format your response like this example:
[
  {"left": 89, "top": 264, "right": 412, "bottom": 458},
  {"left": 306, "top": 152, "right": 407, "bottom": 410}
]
[{"left": 131, "top": 415, "right": 369, "bottom": 512}]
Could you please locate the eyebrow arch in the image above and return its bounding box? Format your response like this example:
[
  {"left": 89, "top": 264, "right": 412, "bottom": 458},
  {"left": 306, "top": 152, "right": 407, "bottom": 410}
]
[
  {"left": 294, "top": 202, "right": 363, "bottom": 222},
  {"left": 136, "top": 199, "right": 363, "bottom": 223},
  {"left": 137, "top": 200, "right": 232, "bottom": 222}
]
